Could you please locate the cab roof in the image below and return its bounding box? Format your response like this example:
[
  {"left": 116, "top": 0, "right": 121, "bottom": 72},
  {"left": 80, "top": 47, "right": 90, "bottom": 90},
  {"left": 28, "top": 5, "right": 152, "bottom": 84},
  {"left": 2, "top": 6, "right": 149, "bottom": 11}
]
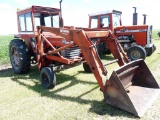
[
  {"left": 17, "top": 5, "right": 60, "bottom": 13},
  {"left": 88, "top": 10, "right": 122, "bottom": 16}
]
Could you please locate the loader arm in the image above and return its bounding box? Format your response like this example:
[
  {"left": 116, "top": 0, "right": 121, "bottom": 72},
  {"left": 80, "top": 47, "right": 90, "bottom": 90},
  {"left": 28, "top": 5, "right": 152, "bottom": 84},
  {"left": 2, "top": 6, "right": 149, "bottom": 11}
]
[
  {"left": 104, "top": 32, "right": 130, "bottom": 66},
  {"left": 37, "top": 26, "right": 129, "bottom": 92}
]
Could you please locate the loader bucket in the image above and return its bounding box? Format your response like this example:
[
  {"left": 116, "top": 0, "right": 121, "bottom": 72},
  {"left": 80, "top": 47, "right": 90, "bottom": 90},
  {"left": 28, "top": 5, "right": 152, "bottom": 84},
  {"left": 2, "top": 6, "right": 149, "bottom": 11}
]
[{"left": 104, "top": 59, "right": 160, "bottom": 117}]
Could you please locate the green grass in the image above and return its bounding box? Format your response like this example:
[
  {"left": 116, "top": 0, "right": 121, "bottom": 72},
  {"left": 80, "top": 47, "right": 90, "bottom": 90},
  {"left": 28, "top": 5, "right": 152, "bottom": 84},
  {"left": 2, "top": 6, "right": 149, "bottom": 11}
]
[
  {"left": 152, "top": 29, "right": 160, "bottom": 39},
  {"left": 0, "top": 31, "right": 160, "bottom": 119},
  {"left": 0, "top": 35, "right": 13, "bottom": 65}
]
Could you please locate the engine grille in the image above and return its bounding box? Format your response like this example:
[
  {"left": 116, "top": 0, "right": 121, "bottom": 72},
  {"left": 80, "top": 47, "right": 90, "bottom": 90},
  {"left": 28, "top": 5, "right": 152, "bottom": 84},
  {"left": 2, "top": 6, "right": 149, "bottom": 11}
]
[{"left": 61, "top": 46, "right": 80, "bottom": 59}]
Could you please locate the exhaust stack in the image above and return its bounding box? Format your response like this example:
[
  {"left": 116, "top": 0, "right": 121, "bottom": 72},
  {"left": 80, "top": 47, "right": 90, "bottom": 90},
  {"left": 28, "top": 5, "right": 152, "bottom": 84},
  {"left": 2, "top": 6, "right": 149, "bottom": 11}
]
[
  {"left": 59, "top": 0, "right": 64, "bottom": 27},
  {"left": 133, "top": 7, "right": 138, "bottom": 25},
  {"left": 143, "top": 14, "right": 147, "bottom": 25}
]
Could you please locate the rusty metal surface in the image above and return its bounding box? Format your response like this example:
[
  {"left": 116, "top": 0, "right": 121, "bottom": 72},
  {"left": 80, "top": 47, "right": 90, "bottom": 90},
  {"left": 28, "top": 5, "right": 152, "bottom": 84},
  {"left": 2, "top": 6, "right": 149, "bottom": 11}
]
[
  {"left": 104, "top": 59, "right": 160, "bottom": 117},
  {"left": 128, "top": 86, "right": 160, "bottom": 117},
  {"left": 103, "top": 59, "right": 118, "bottom": 66},
  {"left": 36, "top": 26, "right": 108, "bottom": 91}
]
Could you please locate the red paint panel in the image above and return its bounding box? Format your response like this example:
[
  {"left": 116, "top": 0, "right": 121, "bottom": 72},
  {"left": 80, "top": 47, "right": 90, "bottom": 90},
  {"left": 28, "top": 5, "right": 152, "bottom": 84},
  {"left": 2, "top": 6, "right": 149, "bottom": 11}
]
[{"left": 115, "top": 25, "right": 148, "bottom": 46}]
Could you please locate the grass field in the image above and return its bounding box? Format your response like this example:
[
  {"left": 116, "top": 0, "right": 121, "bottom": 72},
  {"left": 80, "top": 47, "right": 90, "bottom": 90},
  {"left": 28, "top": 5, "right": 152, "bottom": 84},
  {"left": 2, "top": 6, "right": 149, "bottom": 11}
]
[
  {"left": 0, "top": 31, "right": 160, "bottom": 120},
  {"left": 0, "top": 35, "right": 13, "bottom": 65}
]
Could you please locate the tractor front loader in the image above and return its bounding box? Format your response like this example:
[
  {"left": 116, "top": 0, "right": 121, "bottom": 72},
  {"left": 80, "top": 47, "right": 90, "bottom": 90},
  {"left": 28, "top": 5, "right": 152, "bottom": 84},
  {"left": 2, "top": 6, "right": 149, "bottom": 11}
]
[
  {"left": 34, "top": 26, "right": 159, "bottom": 117},
  {"left": 9, "top": 5, "right": 159, "bottom": 117}
]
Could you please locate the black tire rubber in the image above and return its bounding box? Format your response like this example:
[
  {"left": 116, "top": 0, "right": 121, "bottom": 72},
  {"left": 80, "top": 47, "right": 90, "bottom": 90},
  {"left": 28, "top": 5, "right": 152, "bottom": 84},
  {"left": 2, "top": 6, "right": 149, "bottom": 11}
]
[
  {"left": 146, "top": 47, "right": 153, "bottom": 56},
  {"left": 158, "top": 32, "right": 160, "bottom": 37},
  {"left": 40, "top": 67, "right": 56, "bottom": 89},
  {"left": 153, "top": 44, "right": 156, "bottom": 52},
  {"left": 103, "top": 49, "right": 111, "bottom": 55},
  {"left": 127, "top": 45, "right": 146, "bottom": 61},
  {"left": 83, "top": 62, "right": 92, "bottom": 73},
  {"left": 9, "top": 39, "right": 30, "bottom": 74},
  {"left": 97, "top": 42, "right": 111, "bottom": 55}
]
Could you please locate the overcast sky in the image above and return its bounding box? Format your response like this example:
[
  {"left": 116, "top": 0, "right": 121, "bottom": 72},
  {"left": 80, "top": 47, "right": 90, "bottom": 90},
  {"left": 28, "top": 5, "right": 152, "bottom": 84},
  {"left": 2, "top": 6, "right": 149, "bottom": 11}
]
[{"left": 0, "top": 0, "right": 160, "bottom": 34}]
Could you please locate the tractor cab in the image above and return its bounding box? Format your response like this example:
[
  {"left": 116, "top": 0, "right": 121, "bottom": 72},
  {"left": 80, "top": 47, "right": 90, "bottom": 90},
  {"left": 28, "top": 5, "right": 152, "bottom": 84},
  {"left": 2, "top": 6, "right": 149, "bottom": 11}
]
[
  {"left": 88, "top": 10, "right": 122, "bottom": 33},
  {"left": 15, "top": 6, "right": 61, "bottom": 53},
  {"left": 16, "top": 6, "right": 60, "bottom": 35}
]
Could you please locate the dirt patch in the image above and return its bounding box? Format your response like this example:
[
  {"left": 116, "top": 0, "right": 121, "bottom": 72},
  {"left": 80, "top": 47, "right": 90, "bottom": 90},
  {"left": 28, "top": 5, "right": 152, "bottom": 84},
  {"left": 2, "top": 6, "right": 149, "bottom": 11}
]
[{"left": 0, "top": 64, "right": 12, "bottom": 73}]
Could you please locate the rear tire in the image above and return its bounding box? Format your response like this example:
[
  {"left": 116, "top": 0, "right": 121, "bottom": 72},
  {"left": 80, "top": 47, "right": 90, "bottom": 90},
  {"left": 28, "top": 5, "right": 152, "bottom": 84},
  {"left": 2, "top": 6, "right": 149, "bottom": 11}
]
[
  {"left": 83, "top": 62, "right": 92, "bottom": 73},
  {"left": 9, "top": 39, "right": 30, "bottom": 74},
  {"left": 40, "top": 67, "right": 56, "bottom": 89},
  {"left": 127, "top": 45, "right": 146, "bottom": 61}
]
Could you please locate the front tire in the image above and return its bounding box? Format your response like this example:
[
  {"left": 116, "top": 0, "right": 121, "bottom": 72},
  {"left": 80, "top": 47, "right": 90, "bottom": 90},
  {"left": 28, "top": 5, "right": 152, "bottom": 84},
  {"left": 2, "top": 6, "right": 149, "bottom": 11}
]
[
  {"left": 40, "top": 67, "right": 56, "bottom": 89},
  {"left": 83, "top": 62, "right": 92, "bottom": 73},
  {"left": 146, "top": 47, "right": 153, "bottom": 56},
  {"left": 9, "top": 39, "right": 30, "bottom": 74},
  {"left": 127, "top": 45, "right": 146, "bottom": 61}
]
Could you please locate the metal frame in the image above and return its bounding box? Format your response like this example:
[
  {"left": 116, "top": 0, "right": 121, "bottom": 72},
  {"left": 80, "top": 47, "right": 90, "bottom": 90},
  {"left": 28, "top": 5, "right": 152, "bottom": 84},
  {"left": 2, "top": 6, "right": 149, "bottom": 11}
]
[{"left": 36, "top": 26, "right": 129, "bottom": 92}]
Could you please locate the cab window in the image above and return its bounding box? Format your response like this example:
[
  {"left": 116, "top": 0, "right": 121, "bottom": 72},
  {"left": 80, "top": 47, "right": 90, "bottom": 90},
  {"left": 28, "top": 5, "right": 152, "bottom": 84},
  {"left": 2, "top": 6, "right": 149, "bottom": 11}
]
[
  {"left": 18, "top": 12, "right": 32, "bottom": 32},
  {"left": 90, "top": 16, "right": 98, "bottom": 28},
  {"left": 25, "top": 13, "right": 32, "bottom": 31},
  {"left": 19, "top": 14, "right": 25, "bottom": 31},
  {"left": 34, "top": 13, "right": 59, "bottom": 30},
  {"left": 112, "top": 13, "right": 121, "bottom": 26},
  {"left": 100, "top": 15, "right": 110, "bottom": 27}
]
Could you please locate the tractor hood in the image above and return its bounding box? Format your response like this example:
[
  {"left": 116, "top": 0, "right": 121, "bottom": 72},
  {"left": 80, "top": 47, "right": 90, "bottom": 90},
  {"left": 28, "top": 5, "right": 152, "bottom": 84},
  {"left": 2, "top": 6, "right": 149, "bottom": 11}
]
[
  {"left": 115, "top": 25, "right": 149, "bottom": 34},
  {"left": 114, "top": 25, "right": 153, "bottom": 47},
  {"left": 42, "top": 32, "right": 66, "bottom": 47}
]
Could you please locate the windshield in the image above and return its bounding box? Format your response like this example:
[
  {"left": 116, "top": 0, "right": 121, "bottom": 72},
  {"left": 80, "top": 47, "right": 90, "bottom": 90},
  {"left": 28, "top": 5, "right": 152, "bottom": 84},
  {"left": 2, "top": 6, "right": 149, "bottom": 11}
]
[
  {"left": 112, "top": 13, "right": 121, "bottom": 27},
  {"left": 34, "top": 13, "right": 59, "bottom": 30}
]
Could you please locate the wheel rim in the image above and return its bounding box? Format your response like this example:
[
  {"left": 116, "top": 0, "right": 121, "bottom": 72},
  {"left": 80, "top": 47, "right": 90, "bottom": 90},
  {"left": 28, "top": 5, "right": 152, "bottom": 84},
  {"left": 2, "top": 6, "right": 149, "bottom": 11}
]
[
  {"left": 131, "top": 50, "right": 141, "bottom": 59},
  {"left": 11, "top": 47, "right": 20, "bottom": 68},
  {"left": 42, "top": 73, "right": 49, "bottom": 87}
]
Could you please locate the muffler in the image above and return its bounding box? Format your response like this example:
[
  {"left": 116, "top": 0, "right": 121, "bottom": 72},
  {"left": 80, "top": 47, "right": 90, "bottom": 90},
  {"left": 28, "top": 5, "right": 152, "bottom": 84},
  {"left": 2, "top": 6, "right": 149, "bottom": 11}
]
[{"left": 104, "top": 59, "right": 160, "bottom": 117}]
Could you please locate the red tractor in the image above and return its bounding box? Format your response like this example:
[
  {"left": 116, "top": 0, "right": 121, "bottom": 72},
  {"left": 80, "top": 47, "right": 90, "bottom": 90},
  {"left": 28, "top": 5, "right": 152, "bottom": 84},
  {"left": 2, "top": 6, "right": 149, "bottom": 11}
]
[
  {"left": 9, "top": 2, "right": 160, "bottom": 117},
  {"left": 88, "top": 7, "right": 156, "bottom": 60}
]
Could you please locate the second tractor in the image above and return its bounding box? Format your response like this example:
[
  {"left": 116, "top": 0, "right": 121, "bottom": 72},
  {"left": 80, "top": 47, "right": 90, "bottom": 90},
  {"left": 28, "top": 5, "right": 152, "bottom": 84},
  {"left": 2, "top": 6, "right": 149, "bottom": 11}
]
[{"left": 88, "top": 7, "right": 156, "bottom": 60}]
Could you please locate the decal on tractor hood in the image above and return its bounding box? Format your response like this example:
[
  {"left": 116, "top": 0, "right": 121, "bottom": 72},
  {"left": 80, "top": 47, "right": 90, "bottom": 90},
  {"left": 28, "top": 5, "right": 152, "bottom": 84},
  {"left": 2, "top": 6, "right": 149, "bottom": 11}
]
[
  {"left": 60, "top": 29, "right": 69, "bottom": 35},
  {"left": 116, "top": 29, "right": 147, "bottom": 33},
  {"left": 62, "top": 39, "right": 73, "bottom": 44}
]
